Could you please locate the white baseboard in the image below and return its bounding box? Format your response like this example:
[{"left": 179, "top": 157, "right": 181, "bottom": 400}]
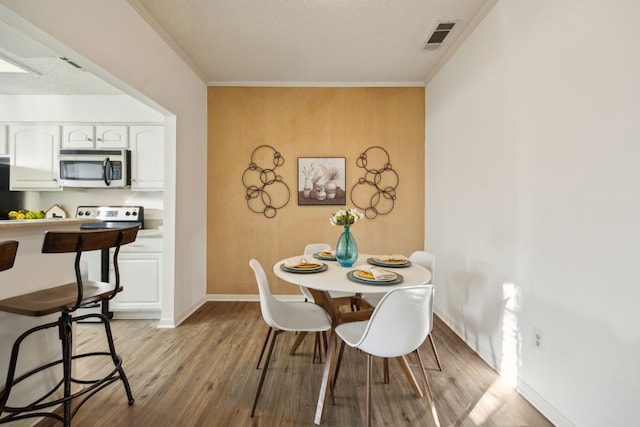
[
  {"left": 517, "top": 380, "right": 575, "bottom": 427},
  {"left": 112, "top": 310, "right": 161, "bottom": 320},
  {"left": 207, "top": 294, "right": 305, "bottom": 302},
  {"left": 154, "top": 297, "right": 208, "bottom": 328}
]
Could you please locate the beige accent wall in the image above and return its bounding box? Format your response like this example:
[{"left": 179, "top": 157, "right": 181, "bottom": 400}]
[{"left": 207, "top": 87, "right": 424, "bottom": 295}]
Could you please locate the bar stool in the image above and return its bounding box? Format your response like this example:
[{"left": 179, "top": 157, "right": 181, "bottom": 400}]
[
  {"left": 0, "top": 240, "right": 18, "bottom": 272},
  {"left": 0, "top": 226, "right": 138, "bottom": 426}
]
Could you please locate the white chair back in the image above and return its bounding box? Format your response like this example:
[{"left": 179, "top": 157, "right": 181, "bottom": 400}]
[
  {"left": 304, "top": 243, "right": 331, "bottom": 255},
  {"left": 300, "top": 243, "right": 332, "bottom": 302},
  {"left": 356, "top": 285, "right": 434, "bottom": 358},
  {"left": 249, "top": 259, "right": 284, "bottom": 330},
  {"left": 409, "top": 251, "right": 435, "bottom": 284}
]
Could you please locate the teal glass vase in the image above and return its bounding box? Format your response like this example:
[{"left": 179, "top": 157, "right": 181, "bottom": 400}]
[{"left": 335, "top": 225, "right": 358, "bottom": 267}]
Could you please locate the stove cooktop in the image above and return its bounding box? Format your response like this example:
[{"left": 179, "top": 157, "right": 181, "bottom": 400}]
[{"left": 76, "top": 206, "right": 144, "bottom": 229}]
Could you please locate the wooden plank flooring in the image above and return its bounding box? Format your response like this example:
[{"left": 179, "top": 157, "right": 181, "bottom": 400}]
[{"left": 36, "top": 302, "right": 552, "bottom": 426}]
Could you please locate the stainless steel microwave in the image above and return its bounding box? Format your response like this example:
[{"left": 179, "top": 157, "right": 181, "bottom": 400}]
[{"left": 59, "top": 149, "right": 131, "bottom": 188}]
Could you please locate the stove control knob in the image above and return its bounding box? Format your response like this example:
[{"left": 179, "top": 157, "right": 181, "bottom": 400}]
[
  {"left": 132, "top": 211, "right": 138, "bottom": 216},
  {"left": 125, "top": 211, "right": 131, "bottom": 216},
  {"left": 78, "top": 211, "right": 84, "bottom": 216},
  {"left": 85, "top": 211, "right": 91, "bottom": 216}
]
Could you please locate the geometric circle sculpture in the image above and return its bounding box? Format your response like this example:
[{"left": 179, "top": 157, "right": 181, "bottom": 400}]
[
  {"left": 242, "top": 145, "right": 290, "bottom": 218},
  {"left": 350, "top": 146, "right": 399, "bottom": 219}
]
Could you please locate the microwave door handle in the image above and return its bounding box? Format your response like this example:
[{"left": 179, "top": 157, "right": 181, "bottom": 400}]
[{"left": 103, "top": 157, "right": 112, "bottom": 186}]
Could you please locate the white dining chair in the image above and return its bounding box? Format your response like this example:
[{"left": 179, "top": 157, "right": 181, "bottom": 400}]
[
  {"left": 333, "top": 285, "right": 440, "bottom": 427},
  {"left": 363, "top": 250, "right": 441, "bottom": 371},
  {"left": 248, "top": 259, "right": 332, "bottom": 417},
  {"left": 300, "top": 243, "right": 356, "bottom": 303}
]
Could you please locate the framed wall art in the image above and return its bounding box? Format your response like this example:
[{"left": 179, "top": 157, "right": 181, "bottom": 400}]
[{"left": 297, "top": 157, "right": 346, "bottom": 205}]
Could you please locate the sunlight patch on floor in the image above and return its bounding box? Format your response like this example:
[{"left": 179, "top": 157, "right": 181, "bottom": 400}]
[{"left": 467, "top": 281, "right": 521, "bottom": 425}]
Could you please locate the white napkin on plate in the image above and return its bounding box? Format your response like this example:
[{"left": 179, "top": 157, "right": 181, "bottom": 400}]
[
  {"left": 284, "top": 257, "right": 321, "bottom": 268},
  {"left": 378, "top": 254, "right": 408, "bottom": 263},
  {"left": 355, "top": 265, "right": 396, "bottom": 280}
]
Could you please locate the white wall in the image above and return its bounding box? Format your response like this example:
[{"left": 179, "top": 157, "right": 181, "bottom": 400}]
[
  {"left": 0, "top": 0, "right": 208, "bottom": 326},
  {"left": 0, "top": 95, "right": 163, "bottom": 122},
  {"left": 426, "top": 1, "right": 640, "bottom": 426}
]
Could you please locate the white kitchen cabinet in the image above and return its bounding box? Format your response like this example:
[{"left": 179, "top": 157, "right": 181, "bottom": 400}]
[
  {"left": 9, "top": 125, "right": 62, "bottom": 190},
  {"left": 109, "top": 236, "right": 162, "bottom": 317},
  {"left": 62, "top": 125, "right": 128, "bottom": 149},
  {"left": 129, "top": 126, "right": 164, "bottom": 190},
  {"left": 0, "top": 125, "right": 7, "bottom": 155}
]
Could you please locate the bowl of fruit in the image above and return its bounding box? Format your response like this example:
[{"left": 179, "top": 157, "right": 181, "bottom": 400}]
[{"left": 7, "top": 209, "right": 46, "bottom": 220}]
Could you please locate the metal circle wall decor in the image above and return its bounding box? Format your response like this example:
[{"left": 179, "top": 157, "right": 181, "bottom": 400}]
[
  {"left": 242, "top": 145, "right": 290, "bottom": 218},
  {"left": 350, "top": 146, "right": 399, "bottom": 219}
]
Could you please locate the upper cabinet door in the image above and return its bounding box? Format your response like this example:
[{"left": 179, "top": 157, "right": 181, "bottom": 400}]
[
  {"left": 62, "top": 125, "right": 128, "bottom": 149},
  {"left": 129, "top": 126, "right": 164, "bottom": 191},
  {"left": 96, "top": 125, "right": 128, "bottom": 148},
  {"left": 0, "top": 125, "right": 7, "bottom": 155},
  {"left": 62, "top": 125, "right": 94, "bottom": 148},
  {"left": 10, "top": 125, "right": 62, "bottom": 190}
]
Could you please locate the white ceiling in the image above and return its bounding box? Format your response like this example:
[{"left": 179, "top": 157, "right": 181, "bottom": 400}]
[
  {"left": 133, "top": 0, "right": 494, "bottom": 85},
  {"left": 0, "top": 0, "right": 494, "bottom": 94},
  {"left": 0, "top": 18, "right": 122, "bottom": 95}
]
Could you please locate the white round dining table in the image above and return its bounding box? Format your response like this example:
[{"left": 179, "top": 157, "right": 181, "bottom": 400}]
[
  {"left": 272, "top": 253, "right": 432, "bottom": 295},
  {"left": 272, "top": 253, "right": 433, "bottom": 425}
]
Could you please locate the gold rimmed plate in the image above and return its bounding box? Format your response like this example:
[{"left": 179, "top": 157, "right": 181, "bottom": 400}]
[
  {"left": 347, "top": 270, "right": 404, "bottom": 285},
  {"left": 367, "top": 257, "right": 412, "bottom": 268},
  {"left": 280, "top": 262, "right": 328, "bottom": 274}
]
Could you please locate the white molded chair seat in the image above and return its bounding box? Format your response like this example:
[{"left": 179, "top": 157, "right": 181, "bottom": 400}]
[
  {"left": 363, "top": 250, "right": 441, "bottom": 371},
  {"left": 249, "top": 259, "right": 332, "bottom": 417},
  {"left": 334, "top": 285, "right": 440, "bottom": 427}
]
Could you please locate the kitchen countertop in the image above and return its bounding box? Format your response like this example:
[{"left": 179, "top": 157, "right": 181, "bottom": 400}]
[
  {"left": 0, "top": 219, "right": 163, "bottom": 238},
  {"left": 0, "top": 218, "right": 99, "bottom": 230}
]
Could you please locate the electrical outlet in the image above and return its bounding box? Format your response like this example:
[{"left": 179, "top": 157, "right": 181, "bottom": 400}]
[{"left": 533, "top": 328, "right": 544, "bottom": 351}]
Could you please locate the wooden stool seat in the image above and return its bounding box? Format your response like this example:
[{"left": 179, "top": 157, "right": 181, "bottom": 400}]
[
  {"left": 0, "top": 281, "right": 122, "bottom": 317},
  {"left": 0, "top": 227, "right": 138, "bottom": 427}
]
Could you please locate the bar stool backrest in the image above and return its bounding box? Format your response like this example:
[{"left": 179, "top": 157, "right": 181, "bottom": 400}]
[
  {"left": 41, "top": 227, "right": 138, "bottom": 253},
  {"left": 41, "top": 226, "right": 139, "bottom": 311},
  {"left": 0, "top": 240, "right": 19, "bottom": 272}
]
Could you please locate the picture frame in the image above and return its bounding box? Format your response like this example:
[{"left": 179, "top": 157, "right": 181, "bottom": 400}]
[{"left": 297, "top": 157, "right": 346, "bottom": 205}]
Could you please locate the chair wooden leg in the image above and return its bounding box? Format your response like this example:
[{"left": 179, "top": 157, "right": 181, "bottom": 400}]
[
  {"left": 256, "top": 327, "right": 272, "bottom": 369},
  {"left": 251, "top": 329, "right": 280, "bottom": 416},
  {"left": 414, "top": 349, "right": 441, "bottom": 427},
  {"left": 366, "top": 354, "right": 373, "bottom": 427},
  {"left": 331, "top": 339, "right": 346, "bottom": 397},
  {"left": 289, "top": 331, "right": 308, "bottom": 356},
  {"left": 383, "top": 358, "right": 389, "bottom": 384},
  {"left": 428, "top": 333, "right": 442, "bottom": 371},
  {"left": 313, "top": 332, "right": 323, "bottom": 363},
  {"left": 396, "top": 355, "right": 423, "bottom": 398}
]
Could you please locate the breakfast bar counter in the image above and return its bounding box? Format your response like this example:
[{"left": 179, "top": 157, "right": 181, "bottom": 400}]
[{"left": 0, "top": 218, "right": 94, "bottom": 230}]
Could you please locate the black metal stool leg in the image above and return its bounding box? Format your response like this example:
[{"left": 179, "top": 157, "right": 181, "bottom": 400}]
[
  {"left": 0, "top": 318, "right": 61, "bottom": 425},
  {"left": 60, "top": 312, "right": 73, "bottom": 427},
  {"left": 99, "top": 313, "right": 135, "bottom": 404}
]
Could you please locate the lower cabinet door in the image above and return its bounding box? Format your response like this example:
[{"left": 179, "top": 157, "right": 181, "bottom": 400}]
[{"left": 111, "top": 251, "right": 162, "bottom": 311}]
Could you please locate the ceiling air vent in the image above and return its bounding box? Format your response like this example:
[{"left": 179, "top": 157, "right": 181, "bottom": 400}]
[
  {"left": 424, "top": 22, "right": 456, "bottom": 50},
  {"left": 59, "top": 57, "right": 83, "bottom": 69}
]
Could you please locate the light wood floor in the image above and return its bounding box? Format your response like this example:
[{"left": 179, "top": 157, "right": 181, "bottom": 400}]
[{"left": 36, "top": 302, "right": 552, "bottom": 426}]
